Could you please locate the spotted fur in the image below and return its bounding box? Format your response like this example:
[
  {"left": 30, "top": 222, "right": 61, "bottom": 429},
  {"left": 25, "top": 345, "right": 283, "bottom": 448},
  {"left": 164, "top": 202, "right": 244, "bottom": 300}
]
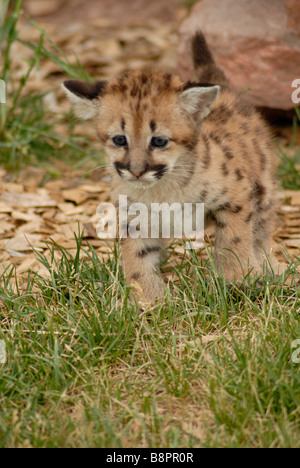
[{"left": 62, "top": 31, "right": 278, "bottom": 304}]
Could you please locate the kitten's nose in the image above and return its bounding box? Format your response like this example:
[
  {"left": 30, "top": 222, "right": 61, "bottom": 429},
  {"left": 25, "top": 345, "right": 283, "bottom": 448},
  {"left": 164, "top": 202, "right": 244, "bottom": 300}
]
[{"left": 130, "top": 169, "right": 144, "bottom": 178}]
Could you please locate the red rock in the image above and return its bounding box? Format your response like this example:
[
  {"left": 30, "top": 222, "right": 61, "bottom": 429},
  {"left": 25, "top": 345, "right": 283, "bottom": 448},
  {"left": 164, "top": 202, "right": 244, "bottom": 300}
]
[
  {"left": 286, "top": 0, "right": 300, "bottom": 32},
  {"left": 177, "top": 0, "right": 300, "bottom": 110}
]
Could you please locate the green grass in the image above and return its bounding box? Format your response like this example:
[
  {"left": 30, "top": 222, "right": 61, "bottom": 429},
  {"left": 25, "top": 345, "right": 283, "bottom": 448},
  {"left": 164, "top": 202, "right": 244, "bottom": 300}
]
[
  {"left": 182, "top": 0, "right": 200, "bottom": 10},
  {"left": 277, "top": 108, "right": 300, "bottom": 190},
  {"left": 0, "top": 0, "right": 105, "bottom": 172},
  {"left": 0, "top": 236, "right": 299, "bottom": 448}
]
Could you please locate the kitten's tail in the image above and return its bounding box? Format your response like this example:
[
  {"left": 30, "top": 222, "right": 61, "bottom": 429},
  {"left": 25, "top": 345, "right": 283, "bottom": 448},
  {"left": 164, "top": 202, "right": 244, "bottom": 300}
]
[{"left": 191, "top": 31, "right": 230, "bottom": 87}]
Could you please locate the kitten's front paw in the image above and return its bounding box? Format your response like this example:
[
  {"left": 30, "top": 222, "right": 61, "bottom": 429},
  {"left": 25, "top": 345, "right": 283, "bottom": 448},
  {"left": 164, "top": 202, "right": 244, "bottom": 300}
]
[{"left": 129, "top": 280, "right": 166, "bottom": 308}]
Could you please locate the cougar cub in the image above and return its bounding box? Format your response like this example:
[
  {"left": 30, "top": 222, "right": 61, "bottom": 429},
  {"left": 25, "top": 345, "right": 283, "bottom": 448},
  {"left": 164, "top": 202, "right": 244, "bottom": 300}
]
[{"left": 62, "top": 32, "right": 277, "bottom": 303}]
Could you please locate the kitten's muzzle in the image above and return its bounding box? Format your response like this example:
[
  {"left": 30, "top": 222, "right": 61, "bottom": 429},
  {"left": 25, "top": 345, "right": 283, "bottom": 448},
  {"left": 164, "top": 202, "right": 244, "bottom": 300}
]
[{"left": 114, "top": 161, "right": 167, "bottom": 180}]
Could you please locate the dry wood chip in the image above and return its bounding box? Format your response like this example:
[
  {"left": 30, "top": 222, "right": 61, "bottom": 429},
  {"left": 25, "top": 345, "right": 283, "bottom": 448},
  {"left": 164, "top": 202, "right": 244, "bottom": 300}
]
[
  {"left": 54, "top": 212, "right": 68, "bottom": 224},
  {"left": 65, "top": 215, "right": 92, "bottom": 224},
  {"left": 16, "top": 219, "right": 42, "bottom": 234},
  {"left": 78, "top": 184, "right": 106, "bottom": 193},
  {"left": 25, "top": 0, "right": 61, "bottom": 16},
  {"left": 1, "top": 183, "right": 24, "bottom": 194},
  {"left": 56, "top": 222, "right": 83, "bottom": 239},
  {"left": 1, "top": 234, "right": 44, "bottom": 252},
  {"left": 0, "top": 202, "right": 12, "bottom": 213},
  {"left": 285, "top": 218, "right": 300, "bottom": 227},
  {"left": 42, "top": 208, "right": 57, "bottom": 221},
  {"left": 43, "top": 180, "right": 66, "bottom": 191},
  {"left": 51, "top": 240, "right": 78, "bottom": 249},
  {"left": 55, "top": 213, "right": 70, "bottom": 226},
  {"left": 83, "top": 222, "right": 97, "bottom": 238},
  {"left": 277, "top": 233, "right": 300, "bottom": 239},
  {"left": 291, "top": 192, "right": 300, "bottom": 206},
  {"left": 35, "top": 268, "right": 52, "bottom": 280},
  {"left": 62, "top": 189, "right": 90, "bottom": 205},
  {"left": 0, "top": 231, "right": 15, "bottom": 240},
  {"left": 16, "top": 257, "right": 40, "bottom": 275},
  {"left": 5, "top": 249, "right": 27, "bottom": 258},
  {"left": 282, "top": 239, "right": 300, "bottom": 248},
  {"left": 0, "top": 204, "right": 12, "bottom": 213},
  {"left": 278, "top": 190, "right": 298, "bottom": 200},
  {"left": 0, "top": 221, "right": 15, "bottom": 235},
  {"left": 280, "top": 206, "right": 300, "bottom": 213},
  {"left": 86, "top": 239, "right": 113, "bottom": 248},
  {"left": 279, "top": 228, "right": 300, "bottom": 234},
  {"left": 43, "top": 233, "right": 65, "bottom": 245},
  {"left": 97, "top": 244, "right": 114, "bottom": 253},
  {"left": 58, "top": 203, "right": 84, "bottom": 215},
  {"left": 42, "top": 219, "right": 58, "bottom": 230},
  {"left": 19, "top": 167, "right": 47, "bottom": 189},
  {"left": 12, "top": 210, "right": 40, "bottom": 222},
  {"left": 0, "top": 192, "right": 56, "bottom": 208},
  {"left": 38, "top": 226, "right": 56, "bottom": 236}
]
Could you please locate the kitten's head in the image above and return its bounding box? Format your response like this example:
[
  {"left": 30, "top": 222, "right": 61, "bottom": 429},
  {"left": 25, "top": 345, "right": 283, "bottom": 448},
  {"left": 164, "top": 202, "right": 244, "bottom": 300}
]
[{"left": 62, "top": 70, "right": 219, "bottom": 188}]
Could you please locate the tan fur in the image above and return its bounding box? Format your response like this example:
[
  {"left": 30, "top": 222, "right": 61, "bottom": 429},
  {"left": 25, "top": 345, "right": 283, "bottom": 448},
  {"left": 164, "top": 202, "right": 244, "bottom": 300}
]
[{"left": 63, "top": 33, "right": 278, "bottom": 304}]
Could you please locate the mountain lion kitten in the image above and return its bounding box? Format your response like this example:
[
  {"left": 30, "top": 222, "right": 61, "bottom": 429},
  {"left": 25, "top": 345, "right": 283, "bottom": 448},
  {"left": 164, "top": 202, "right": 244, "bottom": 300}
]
[{"left": 62, "top": 32, "right": 278, "bottom": 304}]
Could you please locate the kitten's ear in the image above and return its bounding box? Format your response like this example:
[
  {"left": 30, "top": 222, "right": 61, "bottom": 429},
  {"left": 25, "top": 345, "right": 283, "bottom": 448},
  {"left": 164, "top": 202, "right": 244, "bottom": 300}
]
[
  {"left": 61, "top": 79, "right": 108, "bottom": 120},
  {"left": 178, "top": 84, "right": 220, "bottom": 120}
]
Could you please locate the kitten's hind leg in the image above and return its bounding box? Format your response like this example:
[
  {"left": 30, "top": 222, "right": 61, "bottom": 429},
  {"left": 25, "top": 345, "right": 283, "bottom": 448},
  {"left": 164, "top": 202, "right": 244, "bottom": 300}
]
[{"left": 213, "top": 203, "right": 259, "bottom": 280}]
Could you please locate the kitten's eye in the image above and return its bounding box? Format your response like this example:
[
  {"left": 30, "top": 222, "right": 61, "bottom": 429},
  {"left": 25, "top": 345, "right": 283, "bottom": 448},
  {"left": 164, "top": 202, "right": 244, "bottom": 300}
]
[
  {"left": 151, "top": 137, "right": 168, "bottom": 148},
  {"left": 112, "top": 135, "right": 127, "bottom": 147}
]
